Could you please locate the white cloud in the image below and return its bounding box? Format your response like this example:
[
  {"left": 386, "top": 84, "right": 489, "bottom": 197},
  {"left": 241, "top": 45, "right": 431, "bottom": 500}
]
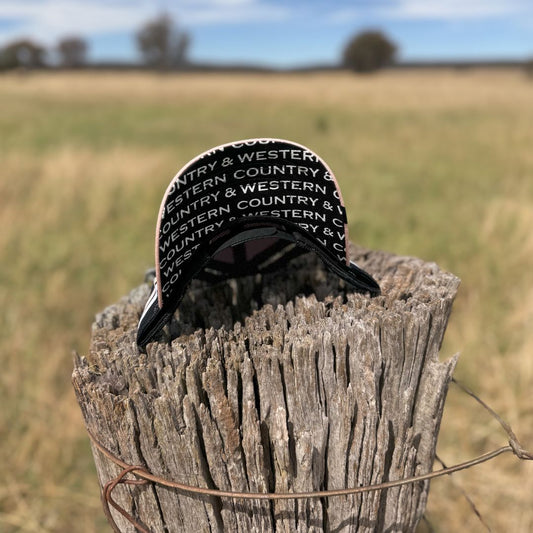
[
  {"left": 327, "top": 8, "right": 362, "bottom": 25},
  {"left": 0, "top": 0, "right": 290, "bottom": 46},
  {"left": 327, "top": 0, "right": 532, "bottom": 23},
  {"left": 384, "top": 0, "right": 530, "bottom": 20},
  {"left": 2, "top": 0, "right": 530, "bottom": 51},
  {"left": 177, "top": 4, "right": 288, "bottom": 25},
  {"left": 0, "top": 0, "right": 152, "bottom": 44}
]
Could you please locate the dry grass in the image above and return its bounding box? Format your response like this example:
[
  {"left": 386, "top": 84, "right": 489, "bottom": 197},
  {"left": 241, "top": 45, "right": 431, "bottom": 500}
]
[
  {"left": 0, "top": 70, "right": 532, "bottom": 532},
  {"left": 2, "top": 69, "right": 532, "bottom": 111}
]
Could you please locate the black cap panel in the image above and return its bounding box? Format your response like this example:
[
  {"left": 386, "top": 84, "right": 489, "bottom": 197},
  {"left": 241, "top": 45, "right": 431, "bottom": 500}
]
[
  {"left": 137, "top": 138, "right": 380, "bottom": 347},
  {"left": 156, "top": 138, "right": 348, "bottom": 308}
]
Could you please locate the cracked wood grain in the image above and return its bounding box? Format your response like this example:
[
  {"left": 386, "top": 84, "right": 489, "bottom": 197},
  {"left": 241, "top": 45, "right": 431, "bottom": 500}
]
[{"left": 73, "top": 245, "right": 460, "bottom": 532}]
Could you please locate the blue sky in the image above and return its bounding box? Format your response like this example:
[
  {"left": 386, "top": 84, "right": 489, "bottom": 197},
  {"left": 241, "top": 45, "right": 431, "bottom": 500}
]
[{"left": 0, "top": 0, "right": 532, "bottom": 67}]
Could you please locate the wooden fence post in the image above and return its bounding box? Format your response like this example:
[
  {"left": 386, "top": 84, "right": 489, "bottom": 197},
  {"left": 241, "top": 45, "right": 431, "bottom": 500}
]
[{"left": 73, "top": 246, "right": 459, "bottom": 532}]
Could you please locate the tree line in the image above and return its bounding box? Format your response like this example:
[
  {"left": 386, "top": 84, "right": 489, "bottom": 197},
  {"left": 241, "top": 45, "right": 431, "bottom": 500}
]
[
  {"left": 0, "top": 13, "right": 397, "bottom": 73},
  {"left": 0, "top": 14, "right": 190, "bottom": 71}
]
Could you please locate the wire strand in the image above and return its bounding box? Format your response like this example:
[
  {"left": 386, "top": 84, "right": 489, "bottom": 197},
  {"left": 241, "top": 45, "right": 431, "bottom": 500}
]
[{"left": 85, "top": 379, "right": 532, "bottom": 532}]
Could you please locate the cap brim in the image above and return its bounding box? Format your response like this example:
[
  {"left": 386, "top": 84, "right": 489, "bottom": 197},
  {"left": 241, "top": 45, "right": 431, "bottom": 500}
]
[{"left": 137, "top": 219, "right": 379, "bottom": 346}]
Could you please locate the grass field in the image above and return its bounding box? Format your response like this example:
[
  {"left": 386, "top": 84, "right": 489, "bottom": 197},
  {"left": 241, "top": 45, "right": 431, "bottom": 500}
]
[{"left": 0, "top": 70, "right": 532, "bottom": 532}]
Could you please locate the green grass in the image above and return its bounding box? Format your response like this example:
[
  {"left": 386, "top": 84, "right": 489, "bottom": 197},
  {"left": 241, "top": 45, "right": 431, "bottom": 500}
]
[{"left": 1, "top": 70, "right": 532, "bottom": 532}]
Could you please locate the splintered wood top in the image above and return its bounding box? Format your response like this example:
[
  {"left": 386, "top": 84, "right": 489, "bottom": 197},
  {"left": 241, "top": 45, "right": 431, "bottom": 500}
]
[{"left": 73, "top": 246, "right": 460, "bottom": 532}]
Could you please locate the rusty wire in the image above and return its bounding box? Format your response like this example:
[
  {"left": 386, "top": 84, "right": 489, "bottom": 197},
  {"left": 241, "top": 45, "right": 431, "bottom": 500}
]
[{"left": 86, "top": 378, "right": 532, "bottom": 532}]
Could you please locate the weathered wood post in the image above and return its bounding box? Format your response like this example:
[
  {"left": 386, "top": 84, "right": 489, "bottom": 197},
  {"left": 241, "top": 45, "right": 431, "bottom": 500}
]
[{"left": 73, "top": 246, "right": 459, "bottom": 532}]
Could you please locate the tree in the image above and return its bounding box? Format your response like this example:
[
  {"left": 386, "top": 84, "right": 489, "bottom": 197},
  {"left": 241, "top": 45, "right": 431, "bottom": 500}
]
[
  {"left": 525, "top": 58, "right": 533, "bottom": 79},
  {"left": 343, "top": 30, "right": 397, "bottom": 73},
  {"left": 136, "top": 14, "right": 190, "bottom": 69},
  {"left": 57, "top": 36, "right": 87, "bottom": 67},
  {"left": 0, "top": 39, "right": 46, "bottom": 70}
]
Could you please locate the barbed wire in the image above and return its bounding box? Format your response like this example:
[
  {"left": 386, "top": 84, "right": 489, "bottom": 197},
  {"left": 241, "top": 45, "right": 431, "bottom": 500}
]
[
  {"left": 433, "top": 453, "right": 492, "bottom": 532},
  {"left": 86, "top": 378, "right": 532, "bottom": 533}
]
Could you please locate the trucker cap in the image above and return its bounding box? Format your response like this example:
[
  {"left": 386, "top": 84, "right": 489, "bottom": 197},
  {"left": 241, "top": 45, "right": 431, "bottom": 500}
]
[{"left": 137, "top": 138, "right": 380, "bottom": 346}]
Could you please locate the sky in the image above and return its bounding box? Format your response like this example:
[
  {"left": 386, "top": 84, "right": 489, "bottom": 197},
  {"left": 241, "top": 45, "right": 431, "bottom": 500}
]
[{"left": 0, "top": 0, "right": 532, "bottom": 67}]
